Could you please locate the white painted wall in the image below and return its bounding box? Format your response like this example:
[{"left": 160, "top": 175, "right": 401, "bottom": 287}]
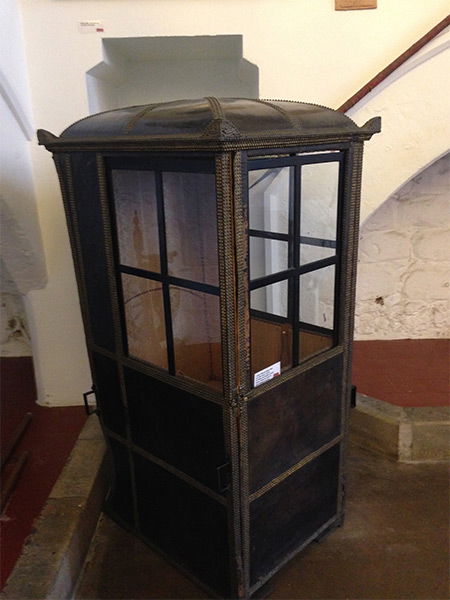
[
  {"left": 7, "top": 0, "right": 449, "bottom": 404},
  {"left": 355, "top": 153, "right": 450, "bottom": 340},
  {"left": 0, "top": 0, "right": 46, "bottom": 356},
  {"left": 87, "top": 36, "right": 258, "bottom": 112}
]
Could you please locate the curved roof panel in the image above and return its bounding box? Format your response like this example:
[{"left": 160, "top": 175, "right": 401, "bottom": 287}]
[{"left": 38, "top": 97, "right": 381, "bottom": 150}]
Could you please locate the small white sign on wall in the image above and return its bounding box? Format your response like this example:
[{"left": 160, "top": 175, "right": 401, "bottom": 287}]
[
  {"left": 78, "top": 21, "right": 104, "bottom": 34},
  {"left": 253, "top": 361, "right": 281, "bottom": 388}
]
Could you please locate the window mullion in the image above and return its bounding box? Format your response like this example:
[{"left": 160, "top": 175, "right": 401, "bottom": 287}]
[
  {"left": 333, "top": 158, "right": 346, "bottom": 346},
  {"left": 291, "top": 165, "right": 301, "bottom": 365},
  {"left": 155, "top": 171, "right": 175, "bottom": 375},
  {"left": 287, "top": 166, "right": 296, "bottom": 326}
]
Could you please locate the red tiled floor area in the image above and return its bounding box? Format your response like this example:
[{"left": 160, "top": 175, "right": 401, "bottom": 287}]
[
  {"left": 0, "top": 357, "right": 86, "bottom": 588},
  {"left": 353, "top": 339, "right": 449, "bottom": 407}
]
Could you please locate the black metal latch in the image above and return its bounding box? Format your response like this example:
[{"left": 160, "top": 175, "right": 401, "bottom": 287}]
[
  {"left": 83, "top": 386, "right": 99, "bottom": 416},
  {"left": 351, "top": 384, "right": 357, "bottom": 409}
]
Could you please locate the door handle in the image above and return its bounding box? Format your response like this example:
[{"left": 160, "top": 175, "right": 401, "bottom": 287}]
[{"left": 83, "top": 386, "right": 99, "bottom": 416}]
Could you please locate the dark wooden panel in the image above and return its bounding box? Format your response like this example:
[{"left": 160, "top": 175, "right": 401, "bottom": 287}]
[
  {"left": 133, "top": 452, "right": 231, "bottom": 596},
  {"left": 250, "top": 444, "right": 340, "bottom": 586},
  {"left": 248, "top": 354, "right": 343, "bottom": 492},
  {"left": 124, "top": 367, "right": 227, "bottom": 492},
  {"left": 71, "top": 153, "right": 116, "bottom": 351},
  {"left": 105, "top": 437, "right": 134, "bottom": 527},
  {"left": 91, "top": 352, "right": 126, "bottom": 436}
]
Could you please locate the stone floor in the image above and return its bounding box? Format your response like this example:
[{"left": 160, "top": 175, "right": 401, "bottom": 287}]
[{"left": 76, "top": 443, "right": 449, "bottom": 600}]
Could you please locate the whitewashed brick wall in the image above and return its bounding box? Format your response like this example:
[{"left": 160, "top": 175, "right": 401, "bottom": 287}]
[
  {"left": 1, "top": 293, "right": 31, "bottom": 356},
  {"left": 355, "top": 153, "right": 450, "bottom": 340}
]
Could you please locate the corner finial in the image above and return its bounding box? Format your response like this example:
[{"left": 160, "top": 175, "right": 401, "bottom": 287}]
[
  {"left": 37, "top": 129, "right": 59, "bottom": 147},
  {"left": 361, "top": 117, "right": 382, "bottom": 135}
]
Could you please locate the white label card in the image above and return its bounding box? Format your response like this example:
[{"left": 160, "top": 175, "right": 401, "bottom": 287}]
[
  {"left": 79, "top": 21, "right": 104, "bottom": 34},
  {"left": 253, "top": 361, "right": 281, "bottom": 387}
]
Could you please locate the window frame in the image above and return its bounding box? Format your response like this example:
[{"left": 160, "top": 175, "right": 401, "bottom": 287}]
[
  {"left": 246, "top": 150, "right": 346, "bottom": 383},
  {"left": 106, "top": 155, "right": 222, "bottom": 390}
]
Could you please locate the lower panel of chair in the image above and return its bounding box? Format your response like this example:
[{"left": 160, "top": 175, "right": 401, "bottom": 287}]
[
  {"left": 106, "top": 439, "right": 232, "bottom": 597},
  {"left": 249, "top": 444, "right": 341, "bottom": 589}
]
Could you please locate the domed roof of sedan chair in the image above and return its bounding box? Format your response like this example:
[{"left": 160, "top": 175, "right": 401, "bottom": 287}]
[{"left": 37, "top": 97, "right": 381, "bottom": 151}]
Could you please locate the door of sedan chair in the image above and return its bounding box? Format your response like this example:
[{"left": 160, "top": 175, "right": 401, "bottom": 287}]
[{"left": 248, "top": 154, "right": 341, "bottom": 382}]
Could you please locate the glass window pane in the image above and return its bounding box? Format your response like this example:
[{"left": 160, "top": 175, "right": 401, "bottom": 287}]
[
  {"left": 250, "top": 238, "right": 288, "bottom": 280},
  {"left": 250, "top": 280, "right": 288, "bottom": 318},
  {"left": 249, "top": 167, "right": 291, "bottom": 234},
  {"left": 112, "top": 170, "right": 160, "bottom": 272},
  {"left": 122, "top": 274, "right": 167, "bottom": 369},
  {"left": 170, "top": 287, "right": 222, "bottom": 390},
  {"left": 299, "top": 243, "right": 335, "bottom": 266},
  {"left": 163, "top": 172, "right": 218, "bottom": 286},
  {"left": 299, "top": 265, "right": 335, "bottom": 329},
  {"left": 300, "top": 161, "right": 339, "bottom": 241}
]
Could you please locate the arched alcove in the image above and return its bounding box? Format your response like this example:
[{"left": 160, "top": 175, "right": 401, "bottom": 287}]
[
  {"left": 86, "top": 35, "right": 259, "bottom": 114},
  {"left": 348, "top": 26, "right": 450, "bottom": 224},
  {"left": 355, "top": 153, "right": 450, "bottom": 340}
]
